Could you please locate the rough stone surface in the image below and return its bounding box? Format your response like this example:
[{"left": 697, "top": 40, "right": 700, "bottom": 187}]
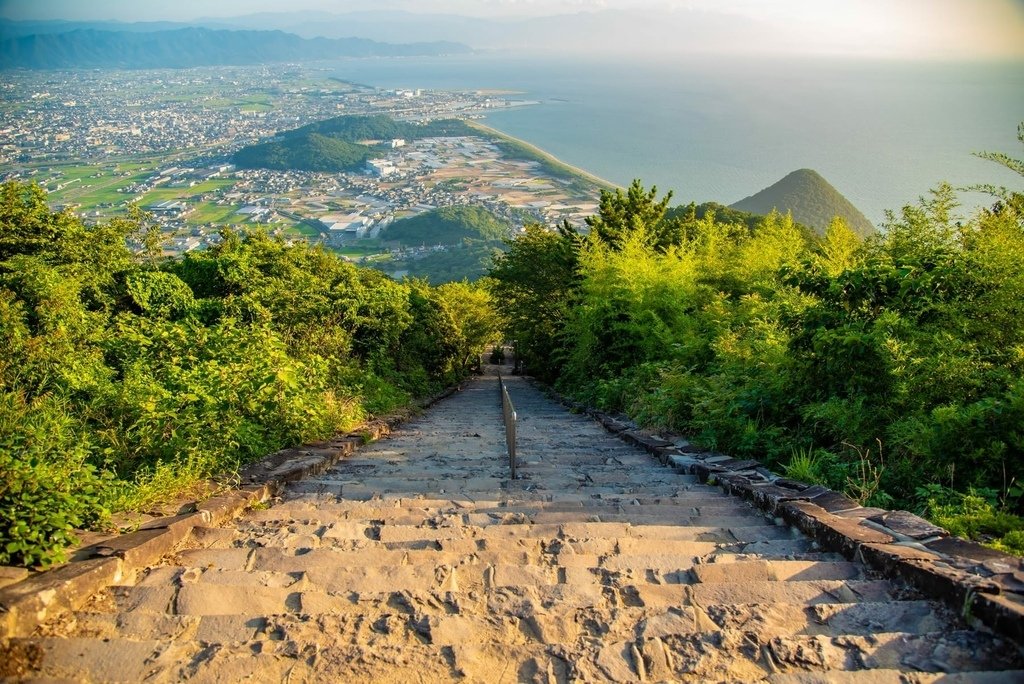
[{"left": 7, "top": 367, "right": 1024, "bottom": 682}]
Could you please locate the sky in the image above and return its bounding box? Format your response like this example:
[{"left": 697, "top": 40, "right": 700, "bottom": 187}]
[{"left": 2, "top": 0, "right": 1023, "bottom": 60}]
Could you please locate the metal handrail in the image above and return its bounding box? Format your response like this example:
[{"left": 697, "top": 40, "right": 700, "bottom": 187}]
[{"left": 498, "top": 373, "right": 517, "bottom": 479}]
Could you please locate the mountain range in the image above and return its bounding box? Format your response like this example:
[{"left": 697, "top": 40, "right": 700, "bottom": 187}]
[
  {"left": 0, "top": 10, "right": 773, "bottom": 58},
  {"left": 0, "top": 26, "right": 470, "bottom": 69}
]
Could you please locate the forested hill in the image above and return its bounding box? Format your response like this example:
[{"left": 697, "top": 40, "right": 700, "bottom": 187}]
[
  {"left": 0, "top": 27, "right": 470, "bottom": 69},
  {"left": 233, "top": 115, "right": 475, "bottom": 173},
  {"left": 731, "top": 168, "right": 875, "bottom": 238},
  {"left": 384, "top": 206, "right": 512, "bottom": 246}
]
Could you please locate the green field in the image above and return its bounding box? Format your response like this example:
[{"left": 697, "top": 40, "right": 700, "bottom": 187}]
[
  {"left": 141, "top": 179, "right": 234, "bottom": 206},
  {"left": 46, "top": 165, "right": 152, "bottom": 208},
  {"left": 187, "top": 202, "right": 242, "bottom": 225},
  {"left": 286, "top": 223, "right": 322, "bottom": 238},
  {"left": 207, "top": 94, "right": 275, "bottom": 110}
]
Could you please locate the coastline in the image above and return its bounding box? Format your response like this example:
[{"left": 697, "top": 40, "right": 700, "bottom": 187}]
[{"left": 465, "top": 120, "right": 621, "bottom": 192}]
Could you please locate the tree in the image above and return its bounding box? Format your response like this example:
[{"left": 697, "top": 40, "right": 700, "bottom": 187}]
[
  {"left": 968, "top": 121, "right": 1024, "bottom": 214},
  {"left": 436, "top": 280, "right": 502, "bottom": 369},
  {"left": 585, "top": 179, "right": 683, "bottom": 251},
  {"left": 814, "top": 217, "right": 863, "bottom": 277},
  {"left": 488, "top": 224, "right": 579, "bottom": 381}
]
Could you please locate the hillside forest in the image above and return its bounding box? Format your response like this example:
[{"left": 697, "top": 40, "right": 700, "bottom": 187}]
[
  {"left": 2, "top": 125, "right": 1022, "bottom": 568},
  {"left": 491, "top": 127, "right": 1024, "bottom": 555},
  {"left": 0, "top": 182, "right": 499, "bottom": 567}
]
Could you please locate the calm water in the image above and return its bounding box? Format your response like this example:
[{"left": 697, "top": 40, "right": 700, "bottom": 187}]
[{"left": 330, "top": 55, "right": 1024, "bottom": 225}]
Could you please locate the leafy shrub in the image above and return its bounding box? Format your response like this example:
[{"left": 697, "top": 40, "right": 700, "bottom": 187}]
[
  {"left": 919, "top": 485, "right": 1024, "bottom": 555},
  {"left": 492, "top": 159, "right": 1024, "bottom": 548},
  {"left": 0, "top": 182, "right": 489, "bottom": 566},
  {"left": 0, "top": 392, "right": 111, "bottom": 566}
]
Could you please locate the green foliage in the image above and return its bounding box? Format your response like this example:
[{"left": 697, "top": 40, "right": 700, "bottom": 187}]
[
  {"left": 585, "top": 180, "right": 683, "bottom": 251},
  {"left": 382, "top": 239, "right": 504, "bottom": 284},
  {"left": 0, "top": 181, "right": 494, "bottom": 567},
  {"left": 492, "top": 157, "right": 1024, "bottom": 551},
  {"left": 0, "top": 391, "right": 111, "bottom": 567},
  {"left": 286, "top": 114, "right": 474, "bottom": 144},
  {"left": 385, "top": 206, "right": 511, "bottom": 246},
  {"left": 783, "top": 447, "right": 828, "bottom": 486},
  {"left": 123, "top": 271, "right": 195, "bottom": 319},
  {"left": 436, "top": 280, "right": 502, "bottom": 369},
  {"left": 919, "top": 485, "right": 1024, "bottom": 555},
  {"left": 487, "top": 223, "right": 580, "bottom": 381},
  {"left": 233, "top": 132, "right": 373, "bottom": 172}
]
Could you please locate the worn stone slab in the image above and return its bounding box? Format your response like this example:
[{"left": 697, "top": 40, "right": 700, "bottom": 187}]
[
  {"left": 807, "top": 490, "right": 861, "bottom": 513},
  {"left": 174, "top": 584, "right": 298, "bottom": 616},
  {"left": 924, "top": 537, "right": 1010, "bottom": 562},
  {"left": 780, "top": 500, "right": 894, "bottom": 557},
  {"left": 868, "top": 510, "right": 947, "bottom": 540},
  {"left": 0, "top": 557, "right": 124, "bottom": 638},
  {"left": 0, "top": 567, "right": 29, "bottom": 591}
]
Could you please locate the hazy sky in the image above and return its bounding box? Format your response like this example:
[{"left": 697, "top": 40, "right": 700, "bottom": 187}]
[{"left": 2, "top": 0, "right": 1023, "bottom": 59}]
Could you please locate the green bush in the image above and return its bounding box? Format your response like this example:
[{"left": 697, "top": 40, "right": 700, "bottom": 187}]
[
  {"left": 492, "top": 154, "right": 1024, "bottom": 552},
  {"left": 0, "top": 181, "right": 492, "bottom": 566},
  {"left": 0, "top": 392, "right": 111, "bottom": 566}
]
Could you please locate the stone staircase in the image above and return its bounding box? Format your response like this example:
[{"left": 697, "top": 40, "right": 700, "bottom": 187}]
[{"left": 10, "top": 373, "right": 1024, "bottom": 682}]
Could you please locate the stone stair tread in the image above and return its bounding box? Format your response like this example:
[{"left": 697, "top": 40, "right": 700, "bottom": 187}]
[
  {"left": 690, "top": 560, "right": 867, "bottom": 583},
  {"left": 624, "top": 579, "right": 896, "bottom": 608}
]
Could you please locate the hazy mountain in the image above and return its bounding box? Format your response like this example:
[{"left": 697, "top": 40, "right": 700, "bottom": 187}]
[
  {"left": 189, "top": 9, "right": 770, "bottom": 55},
  {"left": 0, "top": 19, "right": 192, "bottom": 40},
  {"left": 0, "top": 27, "right": 471, "bottom": 69},
  {"left": 731, "top": 169, "right": 875, "bottom": 237}
]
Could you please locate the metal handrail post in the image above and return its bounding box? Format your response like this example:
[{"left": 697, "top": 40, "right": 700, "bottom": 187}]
[{"left": 498, "top": 374, "right": 517, "bottom": 479}]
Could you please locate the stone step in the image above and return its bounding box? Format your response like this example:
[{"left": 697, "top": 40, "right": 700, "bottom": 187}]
[
  {"left": 177, "top": 561, "right": 864, "bottom": 596},
  {"left": 237, "top": 497, "right": 759, "bottom": 525},
  {"left": 590, "top": 628, "right": 1024, "bottom": 682},
  {"left": 621, "top": 579, "right": 897, "bottom": 609},
  {"left": 640, "top": 600, "right": 951, "bottom": 639},
  {"left": 74, "top": 595, "right": 954, "bottom": 647},
  {"left": 689, "top": 560, "right": 866, "bottom": 583},
  {"left": 749, "top": 630, "right": 1024, "bottom": 678}
]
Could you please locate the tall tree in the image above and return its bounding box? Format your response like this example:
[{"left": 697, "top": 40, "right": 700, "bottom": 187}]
[
  {"left": 488, "top": 224, "right": 579, "bottom": 381},
  {"left": 585, "top": 179, "right": 682, "bottom": 251}
]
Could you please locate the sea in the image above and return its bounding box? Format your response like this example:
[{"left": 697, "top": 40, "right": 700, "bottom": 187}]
[{"left": 329, "top": 54, "right": 1024, "bottom": 226}]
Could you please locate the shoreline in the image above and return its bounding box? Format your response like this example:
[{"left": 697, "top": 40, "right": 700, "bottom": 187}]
[{"left": 464, "top": 120, "right": 621, "bottom": 192}]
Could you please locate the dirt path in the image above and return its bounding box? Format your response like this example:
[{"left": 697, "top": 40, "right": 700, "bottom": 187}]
[{"left": 13, "top": 369, "right": 1024, "bottom": 682}]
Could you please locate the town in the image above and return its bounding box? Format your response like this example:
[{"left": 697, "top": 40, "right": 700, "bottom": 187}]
[{"left": 0, "top": 64, "right": 605, "bottom": 263}]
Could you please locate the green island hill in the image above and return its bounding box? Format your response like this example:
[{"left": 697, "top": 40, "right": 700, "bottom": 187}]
[{"left": 731, "top": 168, "right": 876, "bottom": 238}]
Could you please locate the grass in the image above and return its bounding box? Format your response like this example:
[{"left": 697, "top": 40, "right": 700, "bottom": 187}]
[
  {"left": 284, "top": 223, "right": 321, "bottom": 239},
  {"left": 187, "top": 203, "right": 242, "bottom": 225},
  {"left": 140, "top": 179, "right": 234, "bottom": 207}
]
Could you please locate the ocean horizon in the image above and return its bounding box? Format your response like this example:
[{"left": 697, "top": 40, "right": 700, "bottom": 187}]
[{"left": 329, "top": 53, "right": 1024, "bottom": 226}]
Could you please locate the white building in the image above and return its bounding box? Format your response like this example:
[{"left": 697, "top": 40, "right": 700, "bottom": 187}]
[{"left": 366, "top": 159, "right": 397, "bottom": 177}]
